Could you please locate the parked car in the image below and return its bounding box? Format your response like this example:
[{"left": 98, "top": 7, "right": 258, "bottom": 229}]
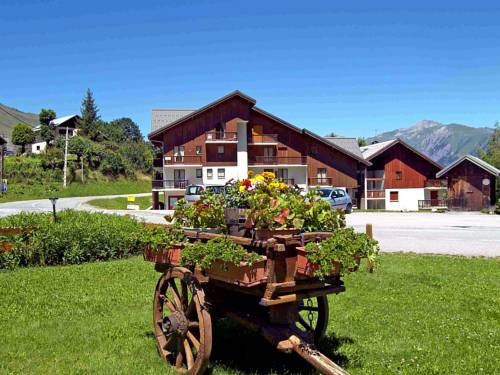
[
  {"left": 317, "top": 188, "right": 353, "bottom": 213},
  {"left": 185, "top": 184, "right": 227, "bottom": 203}
]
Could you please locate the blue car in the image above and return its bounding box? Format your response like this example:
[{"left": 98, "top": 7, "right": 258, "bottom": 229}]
[{"left": 317, "top": 188, "right": 353, "bottom": 214}]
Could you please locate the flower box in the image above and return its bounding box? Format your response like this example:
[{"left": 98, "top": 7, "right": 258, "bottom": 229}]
[
  {"left": 143, "top": 244, "right": 183, "bottom": 265},
  {"left": 254, "top": 228, "right": 300, "bottom": 241},
  {"left": 206, "top": 258, "right": 267, "bottom": 287},
  {"left": 295, "top": 246, "right": 340, "bottom": 277}
]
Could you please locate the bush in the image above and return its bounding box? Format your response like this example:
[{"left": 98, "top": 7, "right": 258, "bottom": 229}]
[
  {"left": 0, "top": 210, "right": 146, "bottom": 269},
  {"left": 100, "top": 151, "right": 128, "bottom": 177}
]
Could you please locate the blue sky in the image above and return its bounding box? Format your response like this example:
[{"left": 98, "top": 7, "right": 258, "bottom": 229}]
[{"left": 1, "top": 0, "right": 499, "bottom": 138}]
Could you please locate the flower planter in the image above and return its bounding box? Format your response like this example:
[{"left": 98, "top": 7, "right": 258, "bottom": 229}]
[
  {"left": 143, "top": 244, "right": 183, "bottom": 265},
  {"left": 295, "top": 246, "right": 340, "bottom": 278},
  {"left": 224, "top": 208, "right": 247, "bottom": 225},
  {"left": 182, "top": 227, "right": 220, "bottom": 234},
  {"left": 206, "top": 258, "right": 267, "bottom": 286},
  {"left": 254, "top": 228, "right": 300, "bottom": 241}
]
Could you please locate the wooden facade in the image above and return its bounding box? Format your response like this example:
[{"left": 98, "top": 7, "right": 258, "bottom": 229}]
[{"left": 439, "top": 159, "right": 497, "bottom": 211}]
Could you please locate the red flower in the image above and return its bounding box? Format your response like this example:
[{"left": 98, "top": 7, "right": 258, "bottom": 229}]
[{"left": 242, "top": 179, "right": 252, "bottom": 187}]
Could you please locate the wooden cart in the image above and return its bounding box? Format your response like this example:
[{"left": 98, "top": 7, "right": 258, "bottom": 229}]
[{"left": 147, "top": 227, "right": 373, "bottom": 375}]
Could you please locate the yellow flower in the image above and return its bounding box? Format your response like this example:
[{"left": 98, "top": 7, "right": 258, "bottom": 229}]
[
  {"left": 262, "top": 171, "right": 275, "bottom": 180},
  {"left": 250, "top": 178, "right": 257, "bottom": 184},
  {"left": 248, "top": 170, "right": 254, "bottom": 177},
  {"left": 255, "top": 175, "right": 265, "bottom": 183},
  {"left": 239, "top": 185, "right": 246, "bottom": 192},
  {"left": 279, "top": 182, "right": 289, "bottom": 190},
  {"left": 269, "top": 181, "right": 280, "bottom": 189}
]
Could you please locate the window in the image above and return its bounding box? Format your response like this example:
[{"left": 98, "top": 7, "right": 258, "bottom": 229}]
[
  {"left": 195, "top": 146, "right": 202, "bottom": 155},
  {"left": 207, "top": 169, "right": 213, "bottom": 180},
  {"left": 217, "top": 145, "right": 224, "bottom": 154},
  {"left": 36, "top": 145, "right": 41, "bottom": 150},
  {"left": 174, "top": 145, "right": 184, "bottom": 162},
  {"left": 217, "top": 168, "right": 225, "bottom": 179},
  {"left": 317, "top": 168, "right": 327, "bottom": 184},
  {"left": 390, "top": 191, "right": 399, "bottom": 202},
  {"left": 196, "top": 169, "right": 202, "bottom": 178},
  {"left": 336, "top": 189, "right": 346, "bottom": 197},
  {"left": 395, "top": 171, "right": 402, "bottom": 180},
  {"left": 277, "top": 168, "right": 288, "bottom": 181}
]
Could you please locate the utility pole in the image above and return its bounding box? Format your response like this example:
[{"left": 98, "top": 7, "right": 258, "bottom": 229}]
[
  {"left": 0, "top": 143, "right": 4, "bottom": 194},
  {"left": 63, "top": 126, "right": 69, "bottom": 188}
]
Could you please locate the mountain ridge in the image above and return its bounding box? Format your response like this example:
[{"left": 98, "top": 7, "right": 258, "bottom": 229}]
[{"left": 366, "top": 120, "right": 494, "bottom": 166}]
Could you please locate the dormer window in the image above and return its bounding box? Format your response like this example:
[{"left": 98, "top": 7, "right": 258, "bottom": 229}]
[{"left": 395, "top": 171, "right": 402, "bottom": 180}]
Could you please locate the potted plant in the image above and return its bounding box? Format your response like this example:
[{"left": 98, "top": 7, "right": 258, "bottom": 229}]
[
  {"left": 297, "top": 228, "right": 379, "bottom": 279},
  {"left": 142, "top": 227, "right": 186, "bottom": 265},
  {"left": 181, "top": 237, "right": 267, "bottom": 286}
]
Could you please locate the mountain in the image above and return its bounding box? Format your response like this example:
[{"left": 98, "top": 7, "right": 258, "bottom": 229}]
[
  {"left": 366, "top": 120, "right": 494, "bottom": 166},
  {"left": 0, "top": 103, "right": 38, "bottom": 137}
]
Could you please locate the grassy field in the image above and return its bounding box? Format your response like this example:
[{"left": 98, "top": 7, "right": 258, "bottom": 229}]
[
  {"left": 0, "top": 179, "right": 151, "bottom": 203},
  {"left": 87, "top": 195, "right": 152, "bottom": 210},
  {"left": 0, "top": 254, "right": 498, "bottom": 374}
]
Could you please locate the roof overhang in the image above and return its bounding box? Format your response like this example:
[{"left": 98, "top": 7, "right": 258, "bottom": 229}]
[{"left": 436, "top": 155, "right": 500, "bottom": 178}]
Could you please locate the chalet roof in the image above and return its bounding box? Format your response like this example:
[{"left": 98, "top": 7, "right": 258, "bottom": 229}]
[
  {"left": 151, "top": 109, "right": 195, "bottom": 133},
  {"left": 360, "top": 138, "right": 442, "bottom": 169},
  {"left": 149, "top": 90, "right": 256, "bottom": 137},
  {"left": 49, "top": 114, "right": 80, "bottom": 127},
  {"left": 436, "top": 155, "right": 500, "bottom": 178},
  {"left": 325, "top": 137, "right": 364, "bottom": 160}
]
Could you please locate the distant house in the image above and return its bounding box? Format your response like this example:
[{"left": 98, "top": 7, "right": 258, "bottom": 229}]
[
  {"left": 31, "top": 115, "right": 80, "bottom": 154},
  {"left": 436, "top": 155, "right": 499, "bottom": 211},
  {"left": 360, "top": 138, "right": 444, "bottom": 210}
]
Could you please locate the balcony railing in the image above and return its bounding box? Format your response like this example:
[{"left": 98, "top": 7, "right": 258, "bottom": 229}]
[
  {"left": 205, "top": 131, "right": 238, "bottom": 142},
  {"left": 308, "top": 177, "right": 333, "bottom": 186},
  {"left": 249, "top": 156, "right": 307, "bottom": 165},
  {"left": 425, "top": 179, "right": 448, "bottom": 188},
  {"left": 164, "top": 155, "right": 202, "bottom": 165},
  {"left": 248, "top": 134, "right": 278, "bottom": 144},
  {"left": 367, "top": 190, "right": 385, "bottom": 198},
  {"left": 418, "top": 199, "right": 448, "bottom": 209},
  {"left": 152, "top": 179, "right": 189, "bottom": 190}
]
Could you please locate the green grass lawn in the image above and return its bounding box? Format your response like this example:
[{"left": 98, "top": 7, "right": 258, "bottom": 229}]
[
  {"left": 0, "top": 254, "right": 498, "bottom": 374},
  {"left": 87, "top": 195, "right": 152, "bottom": 210},
  {"left": 0, "top": 179, "right": 151, "bottom": 203}
]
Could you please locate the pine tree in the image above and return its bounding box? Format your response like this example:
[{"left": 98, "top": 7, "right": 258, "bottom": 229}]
[
  {"left": 480, "top": 122, "right": 500, "bottom": 168},
  {"left": 79, "top": 88, "right": 100, "bottom": 137}
]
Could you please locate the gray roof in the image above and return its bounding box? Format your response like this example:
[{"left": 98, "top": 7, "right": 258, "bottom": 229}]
[
  {"left": 151, "top": 109, "right": 195, "bottom": 133},
  {"left": 360, "top": 139, "right": 398, "bottom": 160},
  {"left": 325, "top": 137, "right": 364, "bottom": 159},
  {"left": 436, "top": 154, "right": 500, "bottom": 178},
  {"left": 49, "top": 114, "right": 79, "bottom": 126}
]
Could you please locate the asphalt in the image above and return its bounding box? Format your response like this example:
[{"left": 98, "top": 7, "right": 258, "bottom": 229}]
[{"left": 0, "top": 196, "right": 499, "bottom": 257}]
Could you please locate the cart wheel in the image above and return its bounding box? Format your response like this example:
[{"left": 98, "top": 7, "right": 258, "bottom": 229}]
[
  {"left": 296, "top": 296, "right": 329, "bottom": 344},
  {"left": 153, "top": 267, "right": 212, "bottom": 375}
]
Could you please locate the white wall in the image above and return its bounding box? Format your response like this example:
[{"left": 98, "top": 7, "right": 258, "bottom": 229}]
[
  {"left": 385, "top": 188, "right": 425, "bottom": 211},
  {"left": 236, "top": 120, "right": 248, "bottom": 180},
  {"left": 163, "top": 167, "right": 203, "bottom": 186},
  {"left": 202, "top": 166, "right": 239, "bottom": 185},
  {"left": 31, "top": 141, "right": 47, "bottom": 154}
]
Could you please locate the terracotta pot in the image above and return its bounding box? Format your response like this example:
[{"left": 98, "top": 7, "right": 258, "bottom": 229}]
[
  {"left": 295, "top": 246, "right": 340, "bottom": 277},
  {"left": 254, "top": 228, "right": 300, "bottom": 241},
  {"left": 206, "top": 258, "right": 267, "bottom": 286},
  {"left": 143, "top": 244, "right": 183, "bottom": 265}
]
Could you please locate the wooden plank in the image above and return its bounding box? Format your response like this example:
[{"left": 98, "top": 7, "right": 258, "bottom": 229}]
[
  {"left": 0, "top": 227, "right": 35, "bottom": 235},
  {"left": 259, "top": 285, "right": 345, "bottom": 306}
]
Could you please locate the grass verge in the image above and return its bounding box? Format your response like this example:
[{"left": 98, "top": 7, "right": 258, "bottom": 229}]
[
  {"left": 87, "top": 196, "right": 152, "bottom": 210},
  {"left": 0, "top": 179, "right": 151, "bottom": 203},
  {"left": 0, "top": 254, "right": 498, "bottom": 374}
]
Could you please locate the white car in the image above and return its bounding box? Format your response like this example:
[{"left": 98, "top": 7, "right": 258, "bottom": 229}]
[{"left": 317, "top": 188, "right": 353, "bottom": 213}]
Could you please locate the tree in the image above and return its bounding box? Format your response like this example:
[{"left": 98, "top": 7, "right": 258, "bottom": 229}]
[
  {"left": 39, "top": 108, "right": 56, "bottom": 126},
  {"left": 108, "top": 117, "right": 143, "bottom": 142},
  {"left": 325, "top": 132, "right": 337, "bottom": 137},
  {"left": 68, "top": 136, "right": 94, "bottom": 182},
  {"left": 79, "top": 88, "right": 100, "bottom": 137},
  {"left": 357, "top": 137, "right": 367, "bottom": 147},
  {"left": 11, "top": 124, "right": 35, "bottom": 154},
  {"left": 480, "top": 122, "right": 500, "bottom": 169}
]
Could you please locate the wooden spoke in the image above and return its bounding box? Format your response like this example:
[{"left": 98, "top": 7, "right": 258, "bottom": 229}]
[
  {"left": 184, "top": 339, "right": 194, "bottom": 369},
  {"left": 298, "top": 316, "right": 313, "bottom": 332},
  {"left": 295, "top": 296, "right": 329, "bottom": 345},
  {"left": 169, "top": 280, "right": 183, "bottom": 310},
  {"left": 187, "top": 331, "right": 200, "bottom": 352},
  {"left": 188, "top": 321, "right": 199, "bottom": 329},
  {"left": 181, "top": 282, "right": 189, "bottom": 311}
]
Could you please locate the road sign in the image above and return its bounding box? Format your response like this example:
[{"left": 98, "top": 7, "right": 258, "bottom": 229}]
[{"left": 127, "top": 195, "right": 136, "bottom": 202}]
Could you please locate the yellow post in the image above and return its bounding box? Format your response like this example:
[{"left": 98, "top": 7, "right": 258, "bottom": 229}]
[{"left": 127, "top": 195, "right": 136, "bottom": 203}]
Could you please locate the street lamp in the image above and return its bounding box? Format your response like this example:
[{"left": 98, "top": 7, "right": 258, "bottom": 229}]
[{"left": 49, "top": 197, "right": 58, "bottom": 222}]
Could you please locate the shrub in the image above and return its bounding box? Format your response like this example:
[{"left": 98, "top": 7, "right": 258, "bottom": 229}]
[
  {"left": 100, "top": 151, "right": 128, "bottom": 176},
  {"left": 0, "top": 210, "right": 146, "bottom": 269}
]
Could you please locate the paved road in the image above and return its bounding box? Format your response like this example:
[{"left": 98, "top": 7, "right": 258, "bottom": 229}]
[
  {"left": 1, "top": 197, "right": 499, "bottom": 257},
  {"left": 347, "top": 212, "right": 500, "bottom": 257}
]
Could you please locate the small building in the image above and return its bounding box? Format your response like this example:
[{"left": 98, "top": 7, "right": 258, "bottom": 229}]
[
  {"left": 436, "top": 155, "right": 499, "bottom": 211},
  {"left": 360, "top": 138, "right": 444, "bottom": 211},
  {"left": 31, "top": 115, "right": 80, "bottom": 154}
]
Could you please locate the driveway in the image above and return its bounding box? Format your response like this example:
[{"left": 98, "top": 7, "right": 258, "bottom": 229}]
[
  {"left": 347, "top": 212, "right": 500, "bottom": 257},
  {"left": 0, "top": 197, "right": 499, "bottom": 257}
]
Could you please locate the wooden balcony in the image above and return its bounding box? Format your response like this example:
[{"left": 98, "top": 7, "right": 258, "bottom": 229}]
[
  {"left": 248, "top": 134, "right": 278, "bottom": 144},
  {"left": 367, "top": 190, "right": 385, "bottom": 199},
  {"left": 205, "top": 131, "right": 238, "bottom": 142},
  {"left": 164, "top": 155, "right": 202, "bottom": 165},
  {"left": 425, "top": 179, "right": 448, "bottom": 188},
  {"left": 418, "top": 199, "right": 448, "bottom": 209},
  {"left": 152, "top": 179, "right": 189, "bottom": 190},
  {"left": 308, "top": 177, "right": 333, "bottom": 186},
  {"left": 249, "top": 156, "right": 307, "bottom": 165}
]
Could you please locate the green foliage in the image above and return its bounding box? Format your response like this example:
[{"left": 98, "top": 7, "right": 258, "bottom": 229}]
[
  {"left": 0, "top": 210, "right": 146, "bottom": 269},
  {"left": 87, "top": 196, "right": 152, "bottom": 210},
  {"left": 99, "top": 150, "right": 128, "bottom": 176},
  {"left": 180, "top": 237, "right": 261, "bottom": 270},
  {"left": 108, "top": 117, "right": 143, "bottom": 142},
  {"left": 480, "top": 122, "right": 500, "bottom": 169},
  {"left": 78, "top": 88, "right": 100, "bottom": 137},
  {"left": 357, "top": 137, "right": 367, "bottom": 147},
  {"left": 137, "top": 226, "right": 185, "bottom": 252},
  {"left": 305, "top": 228, "right": 380, "bottom": 279},
  {"left": 11, "top": 123, "right": 35, "bottom": 153},
  {"left": 118, "top": 141, "right": 153, "bottom": 173},
  {"left": 68, "top": 135, "right": 93, "bottom": 159},
  {"left": 39, "top": 124, "right": 55, "bottom": 144},
  {"left": 39, "top": 108, "right": 56, "bottom": 126},
  {"left": 169, "top": 191, "right": 225, "bottom": 230}
]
